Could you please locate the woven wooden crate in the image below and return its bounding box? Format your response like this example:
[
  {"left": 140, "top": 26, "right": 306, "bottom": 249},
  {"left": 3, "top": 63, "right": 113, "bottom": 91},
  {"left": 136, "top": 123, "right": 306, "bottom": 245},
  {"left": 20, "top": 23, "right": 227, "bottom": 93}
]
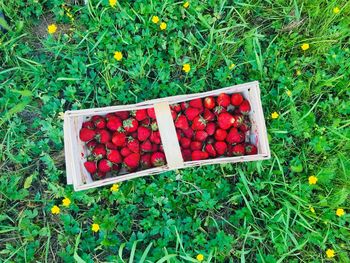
[{"left": 64, "top": 81, "right": 270, "bottom": 191}]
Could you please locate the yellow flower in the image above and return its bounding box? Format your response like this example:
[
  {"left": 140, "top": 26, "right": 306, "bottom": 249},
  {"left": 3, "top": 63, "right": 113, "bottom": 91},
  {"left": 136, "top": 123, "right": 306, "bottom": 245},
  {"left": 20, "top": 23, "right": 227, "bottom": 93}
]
[
  {"left": 301, "top": 43, "right": 310, "bottom": 51},
  {"left": 296, "top": 69, "right": 301, "bottom": 76},
  {"left": 326, "top": 249, "right": 335, "bottom": 258},
  {"left": 336, "top": 208, "right": 345, "bottom": 217},
  {"left": 91, "top": 223, "right": 100, "bottom": 232},
  {"left": 286, "top": 90, "right": 292, "bottom": 97},
  {"left": 51, "top": 205, "right": 60, "bottom": 214},
  {"left": 196, "top": 254, "right": 204, "bottom": 261},
  {"left": 62, "top": 197, "right": 71, "bottom": 207},
  {"left": 271, "top": 112, "right": 279, "bottom": 119},
  {"left": 47, "top": 24, "right": 57, "bottom": 34},
  {"left": 308, "top": 175, "right": 318, "bottom": 185},
  {"left": 160, "top": 22, "right": 167, "bottom": 30},
  {"left": 110, "top": 183, "right": 119, "bottom": 192},
  {"left": 310, "top": 206, "right": 315, "bottom": 213},
  {"left": 229, "top": 63, "right": 235, "bottom": 70},
  {"left": 333, "top": 7, "right": 340, "bottom": 14},
  {"left": 152, "top": 16, "right": 159, "bottom": 24},
  {"left": 58, "top": 112, "right": 65, "bottom": 120},
  {"left": 183, "top": 1, "right": 190, "bottom": 8},
  {"left": 109, "top": 0, "right": 117, "bottom": 7},
  {"left": 114, "top": 51, "right": 123, "bottom": 61},
  {"left": 182, "top": 63, "right": 191, "bottom": 73}
]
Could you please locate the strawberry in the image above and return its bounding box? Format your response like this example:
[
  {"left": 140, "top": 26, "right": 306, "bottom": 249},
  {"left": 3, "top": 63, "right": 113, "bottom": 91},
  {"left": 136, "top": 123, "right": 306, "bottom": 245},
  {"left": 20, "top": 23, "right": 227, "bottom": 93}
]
[
  {"left": 112, "top": 131, "right": 126, "bottom": 147},
  {"left": 180, "top": 137, "right": 191, "bottom": 149},
  {"left": 92, "top": 144, "right": 107, "bottom": 158},
  {"left": 92, "top": 115, "right": 106, "bottom": 129},
  {"left": 213, "top": 105, "right": 227, "bottom": 117},
  {"left": 214, "top": 129, "right": 227, "bottom": 141},
  {"left": 190, "top": 141, "right": 202, "bottom": 151},
  {"left": 232, "top": 144, "right": 245, "bottom": 156},
  {"left": 233, "top": 114, "right": 244, "bottom": 128},
  {"left": 231, "top": 93, "right": 244, "bottom": 106},
  {"left": 203, "top": 109, "right": 215, "bottom": 121},
  {"left": 239, "top": 119, "right": 251, "bottom": 132},
  {"left": 98, "top": 159, "right": 112, "bottom": 173},
  {"left": 137, "top": 126, "right": 151, "bottom": 141},
  {"left": 105, "top": 141, "right": 118, "bottom": 150},
  {"left": 134, "top": 109, "right": 148, "bottom": 121},
  {"left": 176, "top": 129, "right": 183, "bottom": 141},
  {"left": 171, "top": 109, "right": 177, "bottom": 120},
  {"left": 84, "top": 161, "right": 97, "bottom": 174},
  {"left": 131, "top": 132, "right": 138, "bottom": 139},
  {"left": 120, "top": 147, "right": 132, "bottom": 157},
  {"left": 147, "top": 108, "right": 156, "bottom": 119},
  {"left": 239, "top": 100, "right": 251, "bottom": 115},
  {"left": 79, "top": 128, "right": 96, "bottom": 142},
  {"left": 123, "top": 153, "right": 140, "bottom": 170},
  {"left": 82, "top": 121, "right": 94, "bottom": 129},
  {"left": 123, "top": 118, "right": 138, "bottom": 133},
  {"left": 226, "top": 144, "right": 233, "bottom": 157},
  {"left": 195, "top": 130, "right": 208, "bottom": 141},
  {"left": 141, "top": 140, "right": 152, "bottom": 152},
  {"left": 205, "top": 144, "right": 217, "bottom": 157},
  {"left": 140, "top": 118, "right": 151, "bottom": 127},
  {"left": 205, "top": 122, "right": 216, "bottom": 136},
  {"left": 204, "top": 96, "right": 215, "bottom": 110},
  {"left": 226, "top": 128, "right": 244, "bottom": 144},
  {"left": 185, "top": 107, "right": 200, "bottom": 121},
  {"left": 112, "top": 164, "right": 120, "bottom": 172},
  {"left": 182, "top": 128, "right": 194, "bottom": 139},
  {"left": 191, "top": 116, "right": 207, "bottom": 130},
  {"left": 175, "top": 115, "right": 189, "bottom": 130},
  {"left": 189, "top": 98, "right": 203, "bottom": 109},
  {"left": 214, "top": 141, "right": 227, "bottom": 155},
  {"left": 159, "top": 144, "right": 164, "bottom": 152},
  {"left": 207, "top": 136, "right": 215, "bottom": 145},
  {"left": 87, "top": 140, "right": 98, "bottom": 150},
  {"left": 96, "top": 171, "right": 107, "bottom": 178},
  {"left": 181, "top": 149, "right": 192, "bottom": 161},
  {"left": 115, "top": 111, "right": 129, "bottom": 120},
  {"left": 192, "top": 150, "right": 209, "bottom": 161},
  {"left": 218, "top": 112, "right": 235, "bottom": 130},
  {"left": 127, "top": 138, "right": 140, "bottom": 153},
  {"left": 180, "top": 102, "right": 189, "bottom": 111},
  {"left": 95, "top": 129, "right": 111, "bottom": 144},
  {"left": 151, "top": 143, "right": 159, "bottom": 152},
  {"left": 107, "top": 149, "right": 122, "bottom": 163},
  {"left": 106, "top": 115, "right": 122, "bottom": 131},
  {"left": 217, "top": 93, "right": 231, "bottom": 107},
  {"left": 150, "top": 131, "right": 161, "bottom": 144},
  {"left": 171, "top": 103, "right": 181, "bottom": 113},
  {"left": 245, "top": 144, "right": 258, "bottom": 155},
  {"left": 140, "top": 153, "right": 152, "bottom": 169},
  {"left": 151, "top": 152, "right": 166, "bottom": 166}
]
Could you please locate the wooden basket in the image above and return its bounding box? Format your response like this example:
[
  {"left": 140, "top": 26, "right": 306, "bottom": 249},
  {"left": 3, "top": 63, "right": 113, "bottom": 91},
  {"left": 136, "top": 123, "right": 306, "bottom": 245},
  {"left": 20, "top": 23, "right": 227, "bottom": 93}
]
[{"left": 64, "top": 81, "right": 270, "bottom": 191}]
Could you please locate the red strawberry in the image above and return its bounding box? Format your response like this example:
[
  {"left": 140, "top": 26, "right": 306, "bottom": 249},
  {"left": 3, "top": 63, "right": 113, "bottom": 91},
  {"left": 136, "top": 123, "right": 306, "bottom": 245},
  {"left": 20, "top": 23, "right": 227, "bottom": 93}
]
[
  {"left": 151, "top": 152, "right": 166, "bottom": 167},
  {"left": 190, "top": 141, "right": 202, "bottom": 151},
  {"left": 175, "top": 115, "right": 189, "bottom": 130},
  {"left": 205, "top": 122, "right": 216, "bottom": 136},
  {"left": 82, "top": 121, "right": 94, "bottom": 129},
  {"left": 239, "top": 100, "right": 251, "bottom": 114},
  {"left": 214, "top": 141, "right": 227, "bottom": 155},
  {"left": 151, "top": 143, "right": 159, "bottom": 152},
  {"left": 95, "top": 129, "right": 111, "bottom": 144},
  {"left": 115, "top": 111, "right": 129, "bottom": 120},
  {"left": 182, "top": 128, "right": 194, "bottom": 139},
  {"left": 150, "top": 131, "right": 161, "bottom": 144},
  {"left": 147, "top": 108, "right": 156, "bottom": 119},
  {"left": 127, "top": 138, "right": 140, "bottom": 153},
  {"left": 192, "top": 150, "right": 209, "bottom": 161},
  {"left": 106, "top": 113, "right": 116, "bottom": 119},
  {"left": 205, "top": 144, "right": 217, "bottom": 157},
  {"left": 185, "top": 107, "right": 200, "bottom": 121},
  {"left": 207, "top": 136, "right": 215, "bottom": 145},
  {"left": 137, "top": 126, "right": 151, "bottom": 141},
  {"left": 92, "top": 115, "right": 106, "bottom": 129},
  {"left": 181, "top": 149, "right": 192, "bottom": 161},
  {"left": 98, "top": 159, "right": 112, "bottom": 173},
  {"left": 87, "top": 140, "right": 98, "bottom": 150},
  {"left": 120, "top": 147, "right": 132, "bottom": 157},
  {"left": 92, "top": 144, "right": 107, "bottom": 158},
  {"left": 217, "top": 93, "right": 231, "bottom": 107},
  {"left": 204, "top": 96, "right": 215, "bottom": 110},
  {"left": 124, "top": 153, "right": 140, "bottom": 170},
  {"left": 180, "top": 102, "right": 189, "bottom": 111},
  {"left": 226, "top": 128, "right": 244, "bottom": 144},
  {"left": 141, "top": 140, "right": 152, "bottom": 152},
  {"left": 227, "top": 144, "right": 233, "bottom": 157},
  {"left": 171, "top": 103, "right": 181, "bottom": 113},
  {"left": 239, "top": 119, "right": 251, "bottom": 132},
  {"left": 140, "top": 153, "right": 152, "bottom": 169},
  {"left": 231, "top": 93, "right": 244, "bottom": 106},
  {"left": 245, "top": 144, "right": 258, "bottom": 155},
  {"left": 134, "top": 109, "right": 147, "bottom": 121},
  {"left": 107, "top": 149, "right": 122, "bottom": 163},
  {"left": 131, "top": 131, "right": 138, "bottom": 139},
  {"left": 233, "top": 114, "right": 244, "bottom": 128},
  {"left": 203, "top": 109, "right": 215, "bottom": 121},
  {"left": 191, "top": 116, "right": 207, "bottom": 130},
  {"left": 218, "top": 112, "right": 235, "bottom": 130},
  {"left": 97, "top": 171, "right": 107, "bottom": 178},
  {"left": 79, "top": 128, "right": 96, "bottom": 142},
  {"left": 123, "top": 118, "right": 138, "bottom": 133},
  {"left": 213, "top": 105, "right": 227, "bottom": 117},
  {"left": 106, "top": 115, "right": 122, "bottom": 131},
  {"left": 180, "top": 137, "right": 191, "bottom": 148},
  {"left": 176, "top": 129, "right": 183, "bottom": 141},
  {"left": 171, "top": 109, "right": 177, "bottom": 120},
  {"left": 189, "top": 98, "right": 203, "bottom": 109},
  {"left": 214, "top": 129, "right": 227, "bottom": 141},
  {"left": 232, "top": 144, "right": 245, "bottom": 156},
  {"left": 84, "top": 161, "right": 97, "bottom": 174},
  {"left": 112, "top": 164, "right": 120, "bottom": 171},
  {"left": 195, "top": 130, "right": 208, "bottom": 141},
  {"left": 105, "top": 141, "right": 118, "bottom": 150},
  {"left": 112, "top": 131, "right": 126, "bottom": 147},
  {"left": 159, "top": 144, "right": 164, "bottom": 152},
  {"left": 141, "top": 118, "right": 151, "bottom": 127}
]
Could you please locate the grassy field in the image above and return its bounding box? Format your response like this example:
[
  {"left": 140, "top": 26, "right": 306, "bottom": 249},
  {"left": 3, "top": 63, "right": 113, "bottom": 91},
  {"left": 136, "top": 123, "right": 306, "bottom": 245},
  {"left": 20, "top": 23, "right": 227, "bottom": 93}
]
[{"left": 1, "top": 0, "right": 350, "bottom": 262}]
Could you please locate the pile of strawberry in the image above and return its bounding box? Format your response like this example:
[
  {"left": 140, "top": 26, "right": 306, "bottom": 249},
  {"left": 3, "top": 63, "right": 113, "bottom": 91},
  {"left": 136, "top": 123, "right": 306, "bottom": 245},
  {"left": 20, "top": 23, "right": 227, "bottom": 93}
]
[
  {"left": 79, "top": 108, "right": 166, "bottom": 180},
  {"left": 171, "top": 93, "right": 257, "bottom": 161}
]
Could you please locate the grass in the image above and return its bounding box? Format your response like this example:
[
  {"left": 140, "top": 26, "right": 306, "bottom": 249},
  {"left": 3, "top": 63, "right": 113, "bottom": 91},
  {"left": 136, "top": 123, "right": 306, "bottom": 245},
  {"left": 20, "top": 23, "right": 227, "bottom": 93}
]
[{"left": 0, "top": 0, "right": 350, "bottom": 262}]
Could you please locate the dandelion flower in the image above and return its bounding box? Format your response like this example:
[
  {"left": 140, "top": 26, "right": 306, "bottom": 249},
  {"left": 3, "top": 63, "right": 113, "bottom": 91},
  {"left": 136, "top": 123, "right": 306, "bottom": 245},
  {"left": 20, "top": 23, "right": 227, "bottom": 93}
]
[
  {"left": 152, "top": 16, "right": 159, "bottom": 24},
  {"left": 183, "top": 2, "right": 190, "bottom": 8},
  {"left": 91, "top": 223, "right": 100, "bottom": 232},
  {"left": 309, "top": 206, "right": 315, "bottom": 213},
  {"left": 109, "top": 0, "right": 117, "bottom": 7},
  {"left": 296, "top": 70, "right": 301, "bottom": 76},
  {"left": 308, "top": 175, "right": 318, "bottom": 185},
  {"left": 326, "top": 249, "right": 335, "bottom": 258},
  {"left": 271, "top": 112, "right": 279, "bottom": 119},
  {"left": 182, "top": 63, "right": 191, "bottom": 73},
  {"left": 160, "top": 22, "right": 167, "bottom": 30},
  {"left": 286, "top": 90, "right": 292, "bottom": 97},
  {"left": 51, "top": 205, "right": 60, "bottom": 214},
  {"left": 110, "top": 183, "right": 119, "bottom": 192},
  {"left": 62, "top": 197, "right": 71, "bottom": 207},
  {"left": 196, "top": 254, "right": 204, "bottom": 261},
  {"left": 229, "top": 63, "right": 235, "bottom": 70},
  {"left": 114, "top": 51, "right": 123, "bottom": 61},
  {"left": 48, "top": 24, "right": 57, "bottom": 34},
  {"left": 336, "top": 208, "right": 345, "bottom": 217},
  {"left": 301, "top": 43, "right": 310, "bottom": 51},
  {"left": 333, "top": 7, "right": 340, "bottom": 14}
]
